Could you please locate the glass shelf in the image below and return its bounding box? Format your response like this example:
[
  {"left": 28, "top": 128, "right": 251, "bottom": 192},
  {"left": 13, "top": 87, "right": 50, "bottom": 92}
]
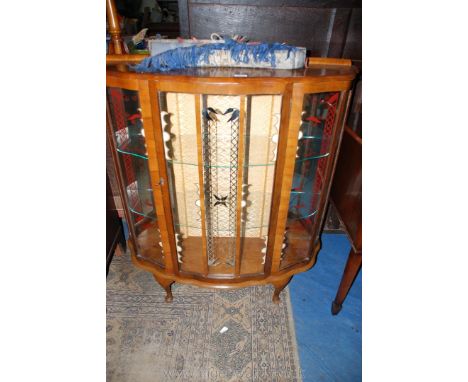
[
  {"left": 296, "top": 132, "right": 331, "bottom": 159},
  {"left": 167, "top": 154, "right": 329, "bottom": 167},
  {"left": 115, "top": 137, "right": 329, "bottom": 165},
  {"left": 295, "top": 152, "right": 329, "bottom": 162},
  {"left": 163, "top": 134, "right": 279, "bottom": 168},
  {"left": 289, "top": 189, "right": 321, "bottom": 199},
  {"left": 116, "top": 147, "right": 147, "bottom": 160},
  {"left": 115, "top": 137, "right": 148, "bottom": 160},
  {"left": 301, "top": 135, "right": 323, "bottom": 140},
  {"left": 287, "top": 209, "right": 318, "bottom": 221},
  {"left": 129, "top": 207, "right": 157, "bottom": 220},
  {"left": 288, "top": 191, "right": 320, "bottom": 221},
  {"left": 174, "top": 222, "right": 269, "bottom": 231},
  {"left": 126, "top": 184, "right": 156, "bottom": 223},
  {"left": 166, "top": 159, "right": 276, "bottom": 168}
]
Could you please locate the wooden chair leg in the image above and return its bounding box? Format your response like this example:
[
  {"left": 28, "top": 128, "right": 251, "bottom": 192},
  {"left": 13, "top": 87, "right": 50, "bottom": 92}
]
[
  {"left": 153, "top": 275, "right": 175, "bottom": 303},
  {"left": 272, "top": 277, "right": 292, "bottom": 304},
  {"left": 332, "top": 247, "right": 362, "bottom": 315}
]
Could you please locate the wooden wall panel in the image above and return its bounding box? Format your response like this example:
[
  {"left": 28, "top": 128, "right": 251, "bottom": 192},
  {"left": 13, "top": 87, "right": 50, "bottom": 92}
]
[
  {"left": 342, "top": 7, "right": 362, "bottom": 61},
  {"left": 188, "top": 0, "right": 361, "bottom": 7},
  {"left": 327, "top": 8, "right": 353, "bottom": 58},
  {"left": 189, "top": 5, "right": 336, "bottom": 56},
  {"left": 178, "top": 0, "right": 361, "bottom": 60},
  {"left": 178, "top": 0, "right": 190, "bottom": 37}
]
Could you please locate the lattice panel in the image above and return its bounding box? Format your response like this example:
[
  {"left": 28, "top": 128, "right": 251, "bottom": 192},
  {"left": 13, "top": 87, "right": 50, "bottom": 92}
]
[{"left": 202, "top": 96, "right": 241, "bottom": 266}]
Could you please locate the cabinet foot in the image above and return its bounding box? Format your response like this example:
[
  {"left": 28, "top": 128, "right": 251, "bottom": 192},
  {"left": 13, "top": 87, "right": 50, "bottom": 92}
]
[
  {"left": 271, "top": 277, "right": 292, "bottom": 304},
  {"left": 331, "top": 301, "right": 342, "bottom": 315},
  {"left": 331, "top": 248, "right": 361, "bottom": 315},
  {"left": 153, "top": 275, "right": 174, "bottom": 303}
]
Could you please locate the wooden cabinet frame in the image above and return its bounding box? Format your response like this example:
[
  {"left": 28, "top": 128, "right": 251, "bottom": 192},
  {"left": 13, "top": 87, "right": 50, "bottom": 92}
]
[{"left": 106, "top": 67, "right": 356, "bottom": 302}]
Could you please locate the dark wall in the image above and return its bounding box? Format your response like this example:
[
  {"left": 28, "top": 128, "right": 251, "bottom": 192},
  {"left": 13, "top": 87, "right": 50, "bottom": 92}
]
[{"left": 178, "top": 0, "right": 361, "bottom": 61}]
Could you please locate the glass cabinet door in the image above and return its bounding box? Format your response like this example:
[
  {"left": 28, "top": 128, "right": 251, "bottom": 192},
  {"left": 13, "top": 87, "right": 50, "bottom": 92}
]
[
  {"left": 158, "top": 92, "right": 283, "bottom": 277},
  {"left": 107, "top": 87, "right": 164, "bottom": 267},
  {"left": 280, "top": 91, "right": 341, "bottom": 270}
]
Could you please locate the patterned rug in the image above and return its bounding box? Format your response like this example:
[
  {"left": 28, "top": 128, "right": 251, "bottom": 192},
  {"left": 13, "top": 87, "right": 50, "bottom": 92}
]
[{"left": 107, "top": 254, "right": 302, "bottom": 382}]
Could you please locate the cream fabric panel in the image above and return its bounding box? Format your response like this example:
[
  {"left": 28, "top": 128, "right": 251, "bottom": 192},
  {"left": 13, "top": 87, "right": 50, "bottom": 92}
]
[{"left": 162, "top": 93, "right": 282, "bottom": 240}]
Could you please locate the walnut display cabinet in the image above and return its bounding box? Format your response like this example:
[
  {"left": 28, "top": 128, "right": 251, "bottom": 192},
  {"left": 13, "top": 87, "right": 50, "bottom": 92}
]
[{"left": 106, "top": 62, "right": 357, "bottom": 303}]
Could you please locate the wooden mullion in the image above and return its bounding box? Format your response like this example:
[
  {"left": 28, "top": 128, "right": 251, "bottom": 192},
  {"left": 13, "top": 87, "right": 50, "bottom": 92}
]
[
  {"left": 106, "top": 102, "right": 138, "bottom": 252},
  {"left": 106, "top": 76, "right": 139, "bottom": 91},
  {"left": 194, "top": 95, "right": 210, "bottom": 276},
  {"left": 137, "top": 79, "right": 176, "bottom": 272},
  {"left": 147, "top": 81, "right": 179, "bottom": 275},
  {"left": 156, "top": 80, "right": 286, "bottom": 95},
  {"left": 264, "top": 84, "right": 293, "bottom": 275},
  {"left": 269, "top": 84, "right": 305, "bottom": 274},
  {"left": 234, "top": 96, "right": 246, "bottom": 276}
]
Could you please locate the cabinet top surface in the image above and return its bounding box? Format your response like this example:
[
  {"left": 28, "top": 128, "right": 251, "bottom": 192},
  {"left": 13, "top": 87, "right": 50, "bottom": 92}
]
[{"left": 106, "top": 65, "right": 357, "bottom": 82}]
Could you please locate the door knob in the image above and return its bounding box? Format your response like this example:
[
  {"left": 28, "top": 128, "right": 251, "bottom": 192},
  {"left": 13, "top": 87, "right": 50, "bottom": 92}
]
[{"left": 155, "top": 178, "right": 165, "bottom": 187}]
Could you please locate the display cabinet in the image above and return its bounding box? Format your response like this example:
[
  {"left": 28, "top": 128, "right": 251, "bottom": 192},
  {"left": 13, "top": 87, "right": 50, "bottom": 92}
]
[{"left": 106, "top": 62, "right": 356, "bottom": 302}]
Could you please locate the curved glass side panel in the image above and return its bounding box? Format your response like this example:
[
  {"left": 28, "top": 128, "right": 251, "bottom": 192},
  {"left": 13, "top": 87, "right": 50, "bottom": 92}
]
[
  {"left": 280, "top": 92, "right": 340, "bottom": 270},
  {"left": 107, "top": 87, "right": 164, "bottom": 267}
]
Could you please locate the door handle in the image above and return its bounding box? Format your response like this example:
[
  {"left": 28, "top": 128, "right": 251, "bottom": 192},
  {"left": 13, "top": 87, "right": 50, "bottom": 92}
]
[{"left": 155, "top": 178, "right": 165, "bottom": 187}]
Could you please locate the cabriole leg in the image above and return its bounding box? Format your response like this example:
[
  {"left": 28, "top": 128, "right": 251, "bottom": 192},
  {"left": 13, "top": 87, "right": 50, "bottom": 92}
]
[
  {"left": 153, "top": 275, "right": 175, "bottom": 303},
  {"left": 271, "top": 277, "right": 292, "bottom": 304}
]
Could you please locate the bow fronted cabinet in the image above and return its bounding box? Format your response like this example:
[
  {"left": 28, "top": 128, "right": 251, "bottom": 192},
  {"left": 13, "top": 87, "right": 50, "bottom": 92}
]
[{"left": 106, "top": 62, "right": 357, "bottom": 303}]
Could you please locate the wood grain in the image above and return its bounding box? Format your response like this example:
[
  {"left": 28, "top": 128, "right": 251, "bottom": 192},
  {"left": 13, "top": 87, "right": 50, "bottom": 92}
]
[
  {"left": 264, "top": 84, "right": 293, "bottom": 275},
  {"left": 107, "top": 54, "right": 149, "bottom": 64},
  {"left": 148, "top": 81, "right": 180, "bottom": 275},
  {"left": 178, "top": 0, "right": 361, "bottom": 60},
  {"left": 107, "top": 66, "right": 357, "bottom": 82},
  {"left": 307, "top": 57, "right": 352, "bottom": 67},
  {"left": 137, "top": 80, "right": 174, "bottom": 269},
  {"left": 194, "top": 95, "right": 210, "bottom": 275},
  {"left": 234, "top": 95, "right": 246, "bottom": 275},
  {"left": 270, "top": 83, "right": 305, "bottom": 273},
  {"left": 107, "top": 65, "right": 356, "bottom": 301},
  {"left": 106, "top": 0, "right": 123, "bottom": 55},
  {"left": 188, "top": 5, "right": 336, "bottom": 56},
  {"left": 330, "top": 126, "right": 361, "bottom": 251},
  {"left": 342, "top": 7, "right": 362, "bottom": 61},
  {"left": 187, "top": 0, "right": 361, "bottom": 7}
]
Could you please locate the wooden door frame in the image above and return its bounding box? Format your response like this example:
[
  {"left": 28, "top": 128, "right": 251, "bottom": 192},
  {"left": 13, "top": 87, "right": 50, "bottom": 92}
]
[
  {"left": 267, "top": 81, "right": 353, "bottom": 274},
  {"left": 147, "top": 78, "right": 289, "bottom": 278},
  {"left": 105, "top": 0, "right": 360, "bottom": 299},
  {"left": 107, "top": 72, "right": 354, "bottom": 282}
]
